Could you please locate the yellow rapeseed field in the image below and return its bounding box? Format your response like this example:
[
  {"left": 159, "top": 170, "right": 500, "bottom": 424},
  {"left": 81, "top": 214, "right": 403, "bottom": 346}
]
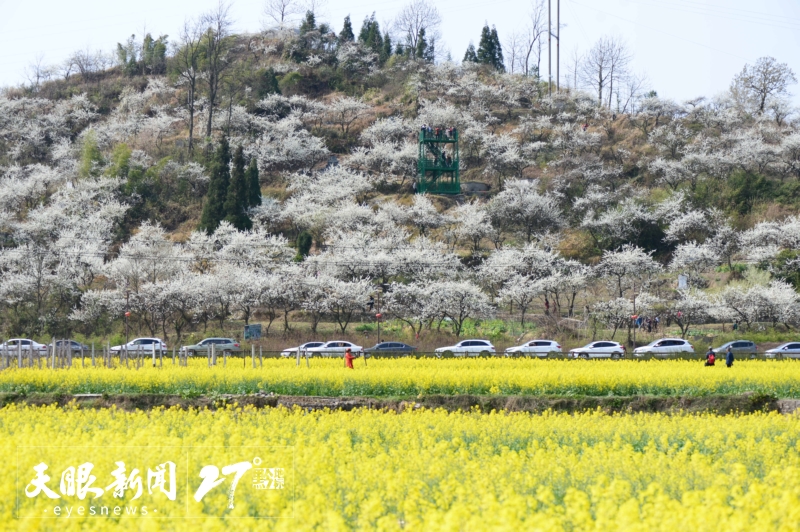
[
  {"left": 1, "top": 358, "right": 800, "bottom": 397},
  {"left": 2, "top": 405, "right": 800, "bottom": 530}
]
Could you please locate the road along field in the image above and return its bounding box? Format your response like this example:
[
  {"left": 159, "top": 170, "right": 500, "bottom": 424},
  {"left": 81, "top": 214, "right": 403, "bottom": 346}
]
[
  {"left": 4, "top": 405, "right": 800, "bottom": 530},
  {"left": 2, "top": 358, "right": 800, "bottom": 398}
]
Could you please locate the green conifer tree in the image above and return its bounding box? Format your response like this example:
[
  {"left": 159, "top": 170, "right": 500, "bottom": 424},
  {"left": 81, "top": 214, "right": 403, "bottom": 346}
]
[
  {"left": 476, "top": 25, "right": 495, "bottom": 65},
  {"left": 358, "top": 13, "right": 383, "bottom": 55},
  {"left": 476, "top": 24, "right": 505, "bottom": 71},
  {"left": 224, "top": 145, "right": 252, "bottom": 231},
  {"left": 338, "top": 15, "right": 355, "bottom": 45},
  {"left": 381, "top": 32, "right": 393, "bottom": 64},
  {"left": 200, "top": 137, "right": 231, "bottom": 233},
  {"left": 415, "top": 28, "right": 428, "bottom": 60},
  {"left": 463, "top": 43, "right": 478, "bottom": 63},
  {"left": 299, "top": 11, "right": 316, "bottom": 35},
  {"left": 247, "top": 158, "right": 261, "bottom": 208},
  {"left": 490, "top": 26, "right": 504, "bottom": 72}
]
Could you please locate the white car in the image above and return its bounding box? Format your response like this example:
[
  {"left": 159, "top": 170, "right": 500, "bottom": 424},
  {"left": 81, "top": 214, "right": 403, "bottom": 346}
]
[
  {"left": 0, "top": 339, "right": 48, "bottom": 353},
  {"left": 505, "top": 339, "right": 562, "bottom": 357},
  {"left": 305, "top": 341, "right": 363, "bottom": 357},
  {"left": 633, "top": 338, "right": 694, "bottom": 357},
  {"left": 765, "top": 342, "right": 800, "bottom": 359},
  {"left": 569, "top": 341, "right": 626, "bottom": 359},
  {"left": 281, "top": 341, "right": 325, "bottom": 358},
  {"left": 435, "top": 339, "right": 496, "bottom": 357},
  {"left": 110, "top": 337, "right": 167, "bottom": 354}
]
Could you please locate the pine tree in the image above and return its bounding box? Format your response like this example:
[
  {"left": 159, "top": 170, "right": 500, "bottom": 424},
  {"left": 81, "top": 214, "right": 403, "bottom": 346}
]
[
  {"left": 338, "top": 15, "right": 355, "bottom": 45},
  {"left": 299, "top": 11, "right": 316, "bottom": 35},
  {"left": 463, "top": 43, "right": 478, "bottom": 63},
  {"left": 476, "top": 25, "right": 495, "bottom": 65},
  {"left": 258, "top": 68, "right": 280, "bottom": 98},
  {"left": 415, "top": 28, "right": 428, "bottom": 60},
  {"left": 247, "top": 158, "right": 261, "bottom": 208},
  {"left": 381, "top": 32, "right": 393, "bottom": 64},
  {"left": 224, "top": 145, "right": 252, "bottom": 231},
  {"left": 424, "top": 36, "right": 435, "bottom": 63},
  {"left": 476, "top": 24, "right": 504, "bottom": 71},
  {"left": 200, "top": 137, "right": 231, "bottom": 233},
  {"left": 358, "top": 13, "right": 383, "bottom": 55},
  {"left": 490, "top": 27, "right": 504, "bottom": 72}
]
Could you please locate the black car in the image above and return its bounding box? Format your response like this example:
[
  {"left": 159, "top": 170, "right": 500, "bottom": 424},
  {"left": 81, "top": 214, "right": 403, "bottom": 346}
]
[
  {"left": 363, "top": 342, "right": 417, "bottom": 357},
  {"left": 48, "top": 340, "right": 91, "bottom": 353}
]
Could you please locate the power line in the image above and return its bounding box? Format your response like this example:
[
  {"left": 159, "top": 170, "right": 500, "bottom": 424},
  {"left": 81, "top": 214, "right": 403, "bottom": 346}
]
[{"left": 567, "top": 0, "right": 754, "bottom": 62}]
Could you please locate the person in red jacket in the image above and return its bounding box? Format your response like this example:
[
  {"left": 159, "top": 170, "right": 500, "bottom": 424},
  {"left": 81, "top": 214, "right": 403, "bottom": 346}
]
[{"left": 344, "top": 348, "right": 355, "bottom": 369}]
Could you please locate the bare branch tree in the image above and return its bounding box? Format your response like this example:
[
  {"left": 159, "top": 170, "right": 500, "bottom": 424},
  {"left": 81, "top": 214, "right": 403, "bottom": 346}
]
[
  {"left": 176, "top": 18, "right": 204, "bottom": 154},
  {"left": 567, "top": 46, "right": 581, "bottom": 90},
  {"left": 23, "top": 53, "right": 51, "bottom": 93},
  {"left": 522, "top": 0, "right": 547, "bottom": 77},
  {"left": 580, "top": 36, "right": 630, "bottom": 108},
  {"left": 263, "top": 0, "right": 303, "bottom": 29},
  {"left": 504, "top": 31, "right": 525, "bottom": 74},
  {"left": 617, "top": 71, "right": 648, "bottom": 114},
  {"left": 201, "top": 1, "right": 235, "bottom": 141},
  {"left": 394, "top": 0, "right": 442, "bottom": 54}
]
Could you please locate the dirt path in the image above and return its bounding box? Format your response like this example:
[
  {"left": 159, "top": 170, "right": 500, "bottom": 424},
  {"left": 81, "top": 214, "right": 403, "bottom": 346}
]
[{"left": 0, "top": 392, "right": 793, "bottom": 414}]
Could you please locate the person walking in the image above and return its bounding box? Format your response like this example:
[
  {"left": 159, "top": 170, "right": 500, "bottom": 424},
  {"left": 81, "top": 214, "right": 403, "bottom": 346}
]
[
  {"left": 725, "top": 345, "right": 734, "bottom": 368},
  {"left": 344, "top": 348, "right": 355, "bottom": 369},
  {"left": 705, "top": 347, "right": 715, "bottom": 366}
]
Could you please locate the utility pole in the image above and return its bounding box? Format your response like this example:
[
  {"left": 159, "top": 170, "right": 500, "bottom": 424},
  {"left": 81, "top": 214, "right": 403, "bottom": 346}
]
[
  {"left": 556, "top": 0, "right": 560, "bottom": 92},
  {"left": 125, "top": 289, "right": 130, "bottom": 345},
  {"left": 548, "top": 0, "right": 552, "bottom": 97}
]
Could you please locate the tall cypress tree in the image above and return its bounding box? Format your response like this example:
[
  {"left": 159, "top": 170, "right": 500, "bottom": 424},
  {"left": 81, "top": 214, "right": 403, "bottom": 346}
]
[
  {"left": 476, "top": 24, "right": 504, "bottom": 71},
  {"left": 476, "top": 25, "right": 495, "bottom": 65},
  {"left": 381, "top": 32, "right": 392, "bottom": 64},
  {"left": 224, "top": 145, "right": 252, "bottom": 231},
  {"left": 463, "top": 43, "right": 478, "bottom": 63},
  {"left": 415, "top": 28, "right": 428, "bottom": 60},
  {"left": 338, "top": 15, "right": 355, "bottom": 46},
  {"left": 299, "top": 11, "right": 316, "bottom": 35},
  {"left": 358, "top": 13, "right": 383, "bottom": 56},
  {"left": 490, "top": 27, "right": 504, "bottom": 72},
  {"left": 247, "top": 158, "right": 261, "bottom": 208},
  {"left": 199, "top": 137, "right": 231, "bottom": 233}
]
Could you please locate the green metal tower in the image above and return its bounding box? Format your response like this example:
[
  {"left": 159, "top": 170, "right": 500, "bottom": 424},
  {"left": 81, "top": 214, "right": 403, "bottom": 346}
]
[{"left": 417, "top": 128, "right": 460, "bottom": 194}]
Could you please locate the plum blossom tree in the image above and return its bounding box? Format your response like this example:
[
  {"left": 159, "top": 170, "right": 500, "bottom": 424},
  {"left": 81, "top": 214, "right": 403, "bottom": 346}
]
[
  {"left": 598, "top": 245, "right": 662, "bottom": 298},
  {"left": 487, "top": 179, "right": 563, "bottom": 242},
  {"left": 428, "top": 280, "right": 494, "bottom": 337},
  {"left": 498, "top": 274, "right": 545, "bottom": 325}
]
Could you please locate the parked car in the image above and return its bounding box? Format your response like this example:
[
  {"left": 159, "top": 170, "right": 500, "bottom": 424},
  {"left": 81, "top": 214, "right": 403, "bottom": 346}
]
[
  {"left": 305, "top": 341, "right": 363, "bottom": 357},
  {"left": 48, "top": 340, "right": 90, "bottom": 353},
  {"left": 280, "top": 342, "right": 325, "bottom": 358},
  {"left": 504, "top": 339, "right": 562, "bottom": 357},
  {"left": 764, "top": 342, "right": 800, "bottom": 359},
  {"left": 181, "top": 338, "right": 241, "bottom": 357},
  {"left": 435, "top": 339, "right": 496, "bottom": 357},
  {"left": 711, "top": 340, "right": 757, "bottom": 358},
  {"left": 633, "top": 338, "right": 694, "bottom": 357},
  {"left": 110, "top": 338, "right": 167, "bottom": 354},
  {"left": 363, "top": 342, "right": 417, "bottom": 357},
  {"left": 569, "top": 341, "right": 626, "bottom": 359},
  {"left": 0, "top": 339, "right": 48, "bottom": 353}
]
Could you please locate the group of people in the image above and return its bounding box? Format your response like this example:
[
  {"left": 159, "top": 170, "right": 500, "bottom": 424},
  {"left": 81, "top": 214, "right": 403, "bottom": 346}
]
[
  {"left": 705, "top": 346, "right": 735, "bottom": 367},
  {"left": 633, "top": 316, "right": 660, "bottom": 333},
  {"left": 421, "top": 125, "right": 457, "bottom": 139},
  {"left": 438, "top": 150, "right": 454, "bottom": 167}
]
